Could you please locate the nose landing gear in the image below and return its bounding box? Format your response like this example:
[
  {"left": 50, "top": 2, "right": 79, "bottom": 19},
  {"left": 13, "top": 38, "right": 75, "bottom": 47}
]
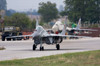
[{"left": 40, "top": 46, "right": 44, "bottom": 51}]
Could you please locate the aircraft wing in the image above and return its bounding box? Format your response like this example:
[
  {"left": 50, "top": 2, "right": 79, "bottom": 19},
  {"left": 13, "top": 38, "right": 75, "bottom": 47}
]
[
  {"left": 72, "top": 28, "right": 97, "bottom": 31},
  {"left": 44, "top": 34, "right": 88, "bottom": 38}
]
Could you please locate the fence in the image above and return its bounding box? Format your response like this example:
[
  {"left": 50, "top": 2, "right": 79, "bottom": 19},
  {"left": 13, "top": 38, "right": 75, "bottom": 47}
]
[{"left": 81, "top": 22, "right": 100, "bottom": 28}]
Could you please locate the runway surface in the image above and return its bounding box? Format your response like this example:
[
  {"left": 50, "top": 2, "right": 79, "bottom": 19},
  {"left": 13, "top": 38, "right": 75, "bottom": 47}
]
[{"left": 0, "top": 38, "right": 100, "bottom": 61}]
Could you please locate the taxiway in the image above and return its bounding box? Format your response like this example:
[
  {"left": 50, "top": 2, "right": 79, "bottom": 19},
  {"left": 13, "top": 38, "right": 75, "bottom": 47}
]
[{"left": 0, "top": 38, "right": 100, "bottom": 61}]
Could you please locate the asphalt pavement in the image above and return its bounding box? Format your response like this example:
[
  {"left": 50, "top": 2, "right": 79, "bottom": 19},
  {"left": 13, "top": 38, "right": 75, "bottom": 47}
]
[{"left": 0, "top": 37, "right": 100, "bottom": 61}]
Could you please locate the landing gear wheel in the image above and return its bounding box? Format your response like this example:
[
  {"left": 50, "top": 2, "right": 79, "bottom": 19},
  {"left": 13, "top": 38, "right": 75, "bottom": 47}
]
[
  {"left": 2, "top": 36, "right": 5, "bottom": 41},
  {"left": 7, "top": 38, "right": 11, "bottom": 41},
  {"left": 56, "top": 44, "right": 60, "bottom": 50},
  {"left": 40, "top": 46, "right": 44, "bottom": 51},
  {"left": 33, "top": 44, "right": 36, "bottom": 50}
]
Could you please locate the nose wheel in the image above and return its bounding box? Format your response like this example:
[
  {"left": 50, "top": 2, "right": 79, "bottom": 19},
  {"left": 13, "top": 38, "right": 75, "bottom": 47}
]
[
  {"left": 56, "top": 44, "right": 60, "bottom": 50},
  {"left": 40, "top": 46, "right": 44, "bottom": 51}
]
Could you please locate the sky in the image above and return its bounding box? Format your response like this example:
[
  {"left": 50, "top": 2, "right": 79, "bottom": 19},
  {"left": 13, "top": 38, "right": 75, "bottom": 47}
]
[{"left": 7, "top": 0, "right": 65, "bottom": 11}]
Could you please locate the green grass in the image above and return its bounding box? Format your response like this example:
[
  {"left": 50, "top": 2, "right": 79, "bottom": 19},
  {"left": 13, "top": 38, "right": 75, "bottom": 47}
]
[{"left": 0, "top": 50, "right": 100, "bottom": 66}]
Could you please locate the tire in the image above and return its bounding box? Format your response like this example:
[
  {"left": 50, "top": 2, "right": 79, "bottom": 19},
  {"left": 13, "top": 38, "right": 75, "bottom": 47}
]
[
  {"left": 2, "top": 36, "right": 5, "bottom": 41},
  {"left": 56, "top": 44, "right": 60, "bottom": 50},
  {"left": 40, "top": 46, "right": 44, "bottom": 51},
  {"left": 6, "top": 38, "right": 11, "bottom": 41},
  {"left": 42, "top": 47, "right": 44, "bottom": 50},
  {"left": 33, "top": 44, "right": 36, "bottom": 50}
]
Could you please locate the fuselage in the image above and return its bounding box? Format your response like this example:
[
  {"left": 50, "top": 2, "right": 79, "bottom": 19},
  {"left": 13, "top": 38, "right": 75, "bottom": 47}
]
[{"left": 32, "top": 25, "right": 63, "bottom": 45}]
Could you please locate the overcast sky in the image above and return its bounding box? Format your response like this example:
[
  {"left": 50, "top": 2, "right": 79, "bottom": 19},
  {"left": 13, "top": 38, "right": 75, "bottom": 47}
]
[{"left": 7, "top": 0, "right": 65, "bottom": 11}]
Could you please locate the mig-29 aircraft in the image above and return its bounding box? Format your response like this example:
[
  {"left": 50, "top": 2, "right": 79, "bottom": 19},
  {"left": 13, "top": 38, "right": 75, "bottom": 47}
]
[
  {"left": 7, "top": 18, "right": 85, "bottom": 51},
  {"left": 67, "top": 18, "right": 97, "bottom": 35}
]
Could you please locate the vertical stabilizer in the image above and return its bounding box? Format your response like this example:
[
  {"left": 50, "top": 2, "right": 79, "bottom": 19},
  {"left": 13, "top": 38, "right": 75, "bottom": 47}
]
[
  {"left": 36, "top": 18, "right": 39, "bottom": 27},
  {"left": 76, "top": 18, "right": 81, "bottom": 29},
  {"left": 61, "top": 17, "right": 67, "bottom": 35}
]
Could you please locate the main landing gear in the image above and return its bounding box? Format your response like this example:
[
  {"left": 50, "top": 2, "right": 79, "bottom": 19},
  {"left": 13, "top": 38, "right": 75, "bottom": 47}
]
[
  {"left": 56, "top": 44, "right": 60, "bottom": 50},
  {"left": 33, "top": 44, "right": 37, "bottom": 50},
  {"left": 33, "top": 44, "right": 60, "bottom": 51},
  {"left": 32, "top": 44, "right": 44, "bottom": 51}
]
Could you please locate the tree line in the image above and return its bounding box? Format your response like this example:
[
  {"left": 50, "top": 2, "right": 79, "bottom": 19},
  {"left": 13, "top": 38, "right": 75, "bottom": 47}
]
[
  {"left": 0, "top": 0, "right": 100, "bottom": 30},
  {"left": 63, "top": 0, "right": 100, "bottom": 23},
  {"left": 4, "top": 13, "right": 36, "bottom": 31}
]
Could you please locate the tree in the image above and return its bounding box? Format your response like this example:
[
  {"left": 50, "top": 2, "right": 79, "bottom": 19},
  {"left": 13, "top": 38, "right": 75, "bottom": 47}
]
[
  {"left": 12, "top": 13, "right": 31, "bottom": 29},
  {"left": 38, "top": 1, "right": 58, "bottom": 22},
  {"left": 0, "top": 0, "right": 7, "bottom": 10},
  {"left": 30, "top": 19, "right": 36, "bottom": 29},
  {"left": 4, "top": 16, "right": 13, "bottom": 26},
  {"left": 6, "top": 9, "right": 16, "bottom": 16},
  {"left": 4, "top": 13, "right": 31, "bottom": 30},
  {"left": 64, "top": 0, "right": 100, "bottom": 23},
  {"left": 85, "top": 0, "right": 100, "bottom": 23},
  {"left": 60, "top": 11, "right": 67, "bottom": 16}
]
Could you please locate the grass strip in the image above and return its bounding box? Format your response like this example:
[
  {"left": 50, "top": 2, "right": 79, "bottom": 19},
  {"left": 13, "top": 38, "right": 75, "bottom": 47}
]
[{"left": 0, "top": 50, "right": 100, "bottom": 66}]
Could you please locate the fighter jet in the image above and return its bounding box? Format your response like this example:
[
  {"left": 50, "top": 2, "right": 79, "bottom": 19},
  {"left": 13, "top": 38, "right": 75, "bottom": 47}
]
[
  {"left": 70, "top": 18, "right": 96, "bottom": 31},
  {"left": 67, "top": 18, "right": 97, "bottom": 35},
  {"left": 6, "top": 18, "right": 85, "bottom": 51}
]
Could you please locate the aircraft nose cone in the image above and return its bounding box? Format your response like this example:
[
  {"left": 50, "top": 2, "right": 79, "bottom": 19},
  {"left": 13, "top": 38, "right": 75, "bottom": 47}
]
[{"left": 32, "top": 32, "right": 39, "bottom": 38}]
